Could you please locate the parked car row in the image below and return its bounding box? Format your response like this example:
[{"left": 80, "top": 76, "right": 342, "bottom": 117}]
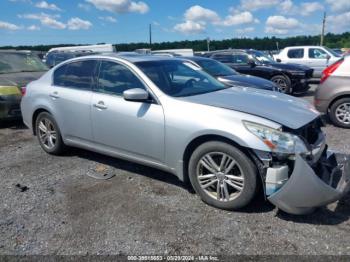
[{"left": 19, "top": 53, "right": 350, "bottom": 215}]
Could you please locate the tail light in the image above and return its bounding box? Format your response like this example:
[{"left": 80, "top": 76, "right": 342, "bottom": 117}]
[
  {"left": 320, "top": 59, "right": 344, "bottom": 84},
  {"left": 21, "top": 86, "right": 26, "bottom": 96}
]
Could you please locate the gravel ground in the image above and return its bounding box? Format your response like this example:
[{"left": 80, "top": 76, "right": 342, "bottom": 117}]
[{"left": 0, "top": 85, "right": 349, "bottom": 256}]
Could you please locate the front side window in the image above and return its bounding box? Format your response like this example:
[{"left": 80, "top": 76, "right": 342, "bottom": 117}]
[
  {"left": 287, "top": 49, "right": 304, "bottom": 59},
  {"left": 96, "top": 61, "right": 145, "bottom": 96},
  {"left": 309, "top": 48, "right": 328, "bottom": 59},
  {"left": 212, "top": 54, "right": 233, "bottom": 63},
  {"left": 53, "top": 60, "right": 97, "bottom": 90},
  {"left": 136, "top": 60, "right": 227, "bottom": 97}
]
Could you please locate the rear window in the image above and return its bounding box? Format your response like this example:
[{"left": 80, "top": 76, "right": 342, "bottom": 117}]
[
  {"left": 53, "top": 60, "right": 97, "bottom": 90},
  {"left": 287, "top": 49, "right": 304, "bottom": 59}
]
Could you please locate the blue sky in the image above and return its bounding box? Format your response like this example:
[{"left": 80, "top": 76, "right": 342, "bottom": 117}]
[{"left": 0, "top": 0, "right": 349, "bottom": 46}]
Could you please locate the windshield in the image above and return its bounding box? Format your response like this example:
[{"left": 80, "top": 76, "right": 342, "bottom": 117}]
[
  {"left": 324, "top": 47, "right": 342, "bottom": 58},
  {"left": 136, "top": 60, "right": 227, "bottom": 97},
  {"left": 195, "top": 59, "right": 238, "bottom": 77},
  {"left": 250, "top": 50, "right": 275, "bottom": 64},
  {"left": 0, "top": 53, "right": 48, "bottom": 74}
]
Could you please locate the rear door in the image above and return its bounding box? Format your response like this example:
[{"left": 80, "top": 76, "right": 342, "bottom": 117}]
[
  {"left": 51, "top": 59, "right": 97, "bottom": 142},
  {"left": 91, "top": 60, "right": 165, "bottom": 163},
  {"left": 285, "top": 48, "right": 305, "bottom": 66}
]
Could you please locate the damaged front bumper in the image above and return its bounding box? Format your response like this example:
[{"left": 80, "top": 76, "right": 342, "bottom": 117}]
[{"left": 268, "top": 152, "right": 350, "bottom": 215}]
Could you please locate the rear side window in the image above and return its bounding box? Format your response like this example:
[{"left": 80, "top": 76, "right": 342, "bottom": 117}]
[
  {"left": 96, "top": 61, "right": 145, "bottom": 96},
  {"left": 212, "top": 54, "right": 233, "bottom": 63},
  {"left": 231, "top": 53, "right": 250, "bottom": 64},
  {"left": 287, "top": 49, "right": 304, "bottom": 59},
  {"left": 53, "top": 60, "right": 97, "bottom": 90}
]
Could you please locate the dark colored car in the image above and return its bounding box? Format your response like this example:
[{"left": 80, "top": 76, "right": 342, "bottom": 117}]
[
  {"left": 0, "top": 51, "right": 47, "bottom": 120},
  {"left": 45, "top": 51, "right": 98, "bottom": 68},
  {"left": 202, "top": 49, "right": 314, "bottom": 94},
  {"left": 183, "top": 56, "right": 279, "bottom": 92}
]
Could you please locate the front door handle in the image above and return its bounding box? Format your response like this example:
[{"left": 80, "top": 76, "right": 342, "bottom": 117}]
[
  {"left": 93, "top": 101, "right": 108, "bottom": 110},
  {"left": 49, "top": 91, "right": 59, "bottom": 99}
]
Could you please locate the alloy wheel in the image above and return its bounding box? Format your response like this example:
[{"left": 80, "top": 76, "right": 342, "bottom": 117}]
[
  {"left": 272, "top": 78, "right": 288, "bottom": 93},
  {"left": 196, "top": 152, "right": 245, "bottom": 202},
  {"left": 38, "top": 118, "right": 57, "bottom": 150},
  {"left": 335, "top": 102, "right": 350, "bottom": 125}
]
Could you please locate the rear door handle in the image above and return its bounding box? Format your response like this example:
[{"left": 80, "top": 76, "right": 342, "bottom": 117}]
[
  {"left": 93, "top": 101, "right": 108, "bottom": 110},
  {"left": 49, "top": 92, "right": 59, "bottom": 99}
]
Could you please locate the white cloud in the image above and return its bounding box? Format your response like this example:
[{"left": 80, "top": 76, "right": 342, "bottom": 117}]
[
  {"left": 266, "top": 15, "right": 300, "bottom": 29},
  {"left": 184, "top": 5, "right": 220, "bottom": 23},
  {"left": 265, "top": 15, "right": 300, "bottom": 34},
  {"left": 78, "top": 3, "right": 91, "bottom": 11},
  {"left": 279, "top": 0, "right": 294, "bottom": 13},
  {"left": 328, "top": 11, "right": 350, "bottom": 33},
  {"left": 99, "top": 16, "right": 117, "bottom": 23},
  {"left": 19, "top": 12, "right": 66, "bottom": 29},
  {"left": 0, "top": 21, "right": 20, "bottom": 30},
  {"left": 240, "top": 0, "right": 279, "bottom": 11},
  {"left": 326, "top": 0, "right": 350, "bottom": 12},
  {"left": 27, "top": 24, "right": 40, "bottom": 30},
  {"left": 35, "top": 1, "right": 61, "bottom": 11},
  {"left": 219, "top": 11, "right": 256, "bottom": 26},
  {"left": 279, "top": 1, "right": 324, "bottom": 16},
  {"left": 174, "top": 20, "right": 205, "bottom": 34},
  {"left": 235, "top": 27, "right": 255, "bottom": 34},
  {"left": 67, "top": 17, "right": 92, "bottom": 30},
  {"left": 86, "top": 0, "right": 149, "bottom": 14}
]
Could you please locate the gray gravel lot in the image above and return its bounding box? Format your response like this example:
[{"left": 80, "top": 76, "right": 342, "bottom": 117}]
[{"left": 0, "top": 85, "right": 349, "bottom": 255}]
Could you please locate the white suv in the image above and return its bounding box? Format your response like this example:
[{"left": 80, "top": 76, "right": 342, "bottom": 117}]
[{"left": 274, "top": 46, "right": 342, "bottom": 78}]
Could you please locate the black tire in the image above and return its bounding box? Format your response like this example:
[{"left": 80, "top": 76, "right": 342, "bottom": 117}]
[
  {"left": 35, "top": 112, "right": 66, "bottom": 155},
  {"left": 271, "top": 74, "right": 292, "bottom": 94},
  {"left": 329, "top": 97, "right": 350, "bottom": 128},
  {"left": 188, "top": 141, "right": 257, "bottom": 210}
]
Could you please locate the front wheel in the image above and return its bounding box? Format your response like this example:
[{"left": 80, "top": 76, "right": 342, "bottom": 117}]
[
  {"left": 188, "top": 141, "right": 257, "bottom": 210},
  {"left": 329, "top": 98, "right": 350, "bottom": 128},
  {"left": 35, "top": 112, "right": 66, "bottom": 155},
  {"left": 271, "top": 75, "right": 291, "bottom": 94}
]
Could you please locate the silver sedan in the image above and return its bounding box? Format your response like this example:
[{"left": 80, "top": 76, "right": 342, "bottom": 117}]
[{"left": 21, "top": 54, "right": 350, "bottom": 215}]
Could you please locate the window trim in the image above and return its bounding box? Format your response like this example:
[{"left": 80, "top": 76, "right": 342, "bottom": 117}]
[
  {"left": 52, "top": 58, "right": 99, "bottom": 91},
  {"left": 94, "top": 58, "right": 159, "bottom": 104}
]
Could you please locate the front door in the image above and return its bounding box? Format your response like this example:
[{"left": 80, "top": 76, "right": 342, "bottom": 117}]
[{"left": 91, "top": 60, "right": 165, "bottom": 163}]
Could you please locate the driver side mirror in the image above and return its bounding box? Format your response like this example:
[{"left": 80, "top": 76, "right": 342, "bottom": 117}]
[
  {"left": 248, "top": 59, "right": 256, "bottom": 67},
  {"left": 123, "top": 88, "right": 150, "bottom": 102},
  {"left": 276, "top": 58, "right": 282, "bottom": 63},
  {"left": 326, "top": 54, "right": 331, "bottom": 61}
]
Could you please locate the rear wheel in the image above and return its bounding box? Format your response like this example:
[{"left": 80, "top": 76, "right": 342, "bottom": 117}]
[
  {"left": 188, "top": 141, "right": 257, "bottom": 210},
  {"left": 35, "top": 112, "right": 66, "bottom": 154},
  {"left": 329, "top": 97, "right": 350, "bottom": 128},
  {"left": 271, "top": 75, "right": 291, "bottom": 94}
]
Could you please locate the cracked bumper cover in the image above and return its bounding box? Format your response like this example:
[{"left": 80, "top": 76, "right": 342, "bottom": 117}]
[{"left": 268, "top": 152, "right": 350, "bottom": 215}]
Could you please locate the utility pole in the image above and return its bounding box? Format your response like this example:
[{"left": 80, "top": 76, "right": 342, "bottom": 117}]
[
  {"left": 206, "top": 37, "right": 210, "bottom": 52},
  {"left": 149, "top": 23, "right": 152, "bottom": 46},
  {"left": 320, "top": 12, "right": 326, "bottom": 46}
]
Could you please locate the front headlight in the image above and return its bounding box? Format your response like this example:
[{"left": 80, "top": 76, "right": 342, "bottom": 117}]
[{"left": 243, "top": 121, "right": 309, "bottom": 154}]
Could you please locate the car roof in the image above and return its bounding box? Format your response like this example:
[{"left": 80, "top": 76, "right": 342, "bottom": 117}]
[{"left": 70, "top": 53, "right": 183, "bottom": 64}]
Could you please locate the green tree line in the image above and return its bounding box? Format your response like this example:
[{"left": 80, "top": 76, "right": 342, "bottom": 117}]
[{"left": 1, "top": 32, "right": 349, "bottom": 52}]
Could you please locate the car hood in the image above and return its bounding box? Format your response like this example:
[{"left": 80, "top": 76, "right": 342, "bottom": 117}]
[
  {"left": 0, "top": 71, "right": 46, "bottom": 87},
  {"left": 180, "top": 87, "right": 319, "bottom": 129},
  {"left": 264, "top": 62, "right": 311, "bottom": 71},
  {"left": 218, "top": 74, "right": 277, "bottom": 90}
]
